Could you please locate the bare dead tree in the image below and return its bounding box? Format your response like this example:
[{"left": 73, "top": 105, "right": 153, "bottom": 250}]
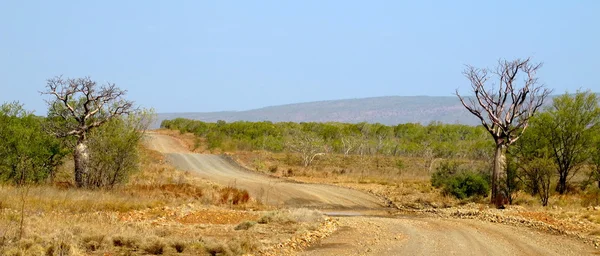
[
  {"left": 41, "top": 76, "right": 134, "bottom": 188},
  {"left": 286, "top": 131, "right": 326, "bottom": 167},
  {"left": 456, "top": 58, "right": 551, "bottom": 208},
  {"left": 341, "top": 136, "right": 358, "bottom": 156}
]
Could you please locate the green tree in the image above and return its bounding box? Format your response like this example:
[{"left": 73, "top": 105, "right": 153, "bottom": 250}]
[
  {"left": 0, "top": 102, "right": 67, "bottom": 184},
  {"left": 530, "top": 91, "right": 600, "bottom": 194},
  {"left": 86, "top": 110, "right": 153, "bottom": 188},
  {"left": 512, "top": 126, "right": 556, "bottom": 206}
]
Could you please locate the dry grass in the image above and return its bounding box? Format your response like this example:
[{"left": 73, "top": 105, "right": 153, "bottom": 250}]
[{"left": 0, "top": 140, "right": 329, "bottom": 255}]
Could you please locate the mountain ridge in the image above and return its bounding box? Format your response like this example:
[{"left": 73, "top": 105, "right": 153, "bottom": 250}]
[
  {"left": 153, "top": 95, "right": 481, "bottom": 128},
  {"left": 154, "top": 93, "right": 600, "bottom": 129}
]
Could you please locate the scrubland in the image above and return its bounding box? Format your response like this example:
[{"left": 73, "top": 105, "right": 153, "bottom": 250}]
[{"left": 0, "top": 145, "right": 332, "bottom": 255}]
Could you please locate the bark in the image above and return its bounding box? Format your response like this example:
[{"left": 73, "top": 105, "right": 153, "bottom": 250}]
[
  {"left": 556, "top": 173, "right": 568, "bottom": 194},
  {"left": 492, "top": 143, "right": 507, "bottom": 208},
  {"left": 74, "top": 140, "right": 89, "bottom": 187}
]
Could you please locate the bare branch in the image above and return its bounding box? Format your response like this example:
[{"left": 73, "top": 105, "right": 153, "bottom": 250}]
[
  {"left": 41, "top": 76, "right": 134, "bottom": 139},
  {"left": 456, "top": 58, "right": 551, "bottom": 145}
]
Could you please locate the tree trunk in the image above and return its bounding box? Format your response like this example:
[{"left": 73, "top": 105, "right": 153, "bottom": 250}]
[
  {"left": 492, "top": 143, "right": 507, "bottom": 208},
  {"left": 74, "top": 140, "right": 90, "bottom": 188},
  {"left": 556, "top": 173, "right": 567, "bottom": 194}
]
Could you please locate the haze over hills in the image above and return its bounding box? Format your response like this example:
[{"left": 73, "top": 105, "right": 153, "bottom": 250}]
[
  {"left": 154, "top": 96, "right": 483, "bottom": 128},
  {"left": 154, "top": 93, "right": 599, "bottom": 129},
  {"left": 154, "top": 95, "right": 587, "bottom": 128}
]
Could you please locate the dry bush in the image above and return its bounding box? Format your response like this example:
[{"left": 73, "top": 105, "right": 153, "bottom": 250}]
[
  {"left": 143, "top": 237, "right": 166, "bottom": 255},
  {"left": 112, "top": 235, "right": 141, "bottom": 249},
  {"left": 287, "top": 208, "right": 324, "bottom": 223},
  {"left": 227, "top": 236, "right": 259, "bottom": 255},
  {"left": 203, "top": 237, "right": 259, "bottom": 256},
  {"left": 268, "top": 165, "right": 278, "bottom": 173},
  {"left": 257, "top": 211, "right": 292, "bottom": 224},
  {"left": 203, "top": 240, "right": 229, "bottom": 256},
  {"left": 219, "top": 187, "right": 251, "bottom": 205},
  {"left": 234, "top": 221, "right": 256, "bottom": 231},
  {"left": 46, "top": 232, "right": 76, "bottom": 256},
  {"left": 81, "top": 234, "right": 105, "bottom": 252},
  {"left": 171, "top": 241, "right": 186, "bottom": 253}
]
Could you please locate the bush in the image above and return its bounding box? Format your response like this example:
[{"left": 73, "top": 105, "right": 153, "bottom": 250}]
[
  {"left": 234, "top": 221, "right": 256, "bottom": 230},
  {"left": 86, "top": 113, "right": 150, "bottom": 188},
  {"left": 219, "top": 187, "right": 250, "bottom": 205},
  {"left": 0, "top": 102, "right": 67, "bottom": 184},
  {"left": 171, "top": 241, "right": 186, "bottom": 253},
  {"left": 143, "top": 238, "right": 166, "bottom": 255},
  {"left": 431, "top": 161, "right": 489, "bottom": 199},
  {"left": 257, "top": 211, "right": 294, "bottom": 224},
  {"left": 268, "top": 165, "right": 278, "bottom": 173}
]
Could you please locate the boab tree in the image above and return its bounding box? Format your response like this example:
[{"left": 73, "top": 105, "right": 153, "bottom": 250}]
[
  {"left": 456, "top": 58, "right": 551, "bottom": 208},
  {"left": 42, "top": 76, "right": 134, "bottom": 188}
]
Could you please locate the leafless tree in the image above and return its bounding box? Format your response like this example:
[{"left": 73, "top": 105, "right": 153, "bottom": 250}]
[
  {"left": 42, "top": 76, "right": 134, "bottom": 188},
  {"left": 456, "top": 58, "right": 551, "bottom": 208},
  {"left": 286, "top": 130, "right": 325, "bottom": 167},
  {"left": 341, "top": 136, "right": 358, "bottom": 156}
]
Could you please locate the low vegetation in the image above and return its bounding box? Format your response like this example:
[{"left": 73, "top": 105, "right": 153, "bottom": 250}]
[{"left": 430, "top": 160, "right": 489, "bottom": 200}]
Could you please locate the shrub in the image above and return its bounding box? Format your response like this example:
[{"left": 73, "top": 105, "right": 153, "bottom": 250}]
[
  {"left": 143, "top": 238, "right": 166, "bottom": 255},
  {"left": 431, "top": 161, "right": 489, "bottom": 199},
  {"left": 219, "top": 187, "right": 251, "bottom": 205},
  {"left": 112, "top": 235, "right": 140, "bottom": 249},
  {"left": 444, "top": 172, "right": 489, "bottom": 199},
  {"left": 46, "top": 240, "right": 72, "bottom": 256},
  {"left": 82, "top": 235, "right": 104, "bottom": 252},
  {"left": 234, "top": 221, "right": 256, "bottom": 230},
  {"left": 203, "top": 240, "right": 229, "bottom": 256},
  {"left": 257, "top": 211, "right": 292, "bottom": 224},
  {"left": 268, "top": 165, "right": 278, "bottom": 173},
  {"left": 171, "top": 241, "right": 186, "bottom": 253}
]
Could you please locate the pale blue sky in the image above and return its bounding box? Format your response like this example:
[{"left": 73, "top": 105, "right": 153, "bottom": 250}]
[{"left": 1, "top": 1, "right": 598, "bottom": 114}]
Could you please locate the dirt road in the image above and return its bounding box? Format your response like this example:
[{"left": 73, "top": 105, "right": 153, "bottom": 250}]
[
  {"left": 145, "top": 133, "right": 597, "bottom": 255},
  {"left": 145, "top": 133, "right": 384, "bottom": 209},
  {"left": 300, "top": 215, "right": 596, "bottom": 256}
]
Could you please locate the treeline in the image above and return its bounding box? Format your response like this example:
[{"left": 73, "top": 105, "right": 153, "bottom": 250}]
[{"left": 160, "top": 119, "right": 494, "bottom": 160}]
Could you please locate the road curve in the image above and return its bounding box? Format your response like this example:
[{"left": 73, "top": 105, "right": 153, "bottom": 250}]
[{"left": 144, "top": 133, "right": 385, "bottom": 209}]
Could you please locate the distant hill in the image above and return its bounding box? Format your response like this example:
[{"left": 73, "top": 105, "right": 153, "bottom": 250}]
[
  {"left": 154, "top": 94, "right": 588, "bottom": 128},
  {"left": 154, "top": 96, "right": 483, "bottom": 128}
]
